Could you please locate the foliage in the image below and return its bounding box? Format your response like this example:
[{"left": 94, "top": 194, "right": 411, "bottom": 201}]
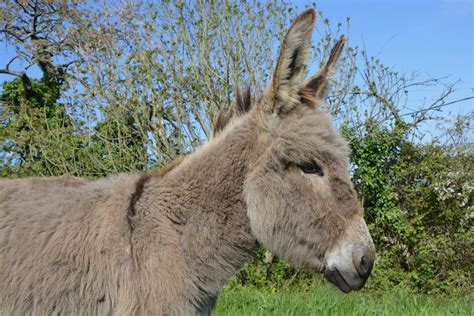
[
  {"left": 346, "top": 121, "right": 473, "bottom": 295},
  {"left": 0, "top": 77, "right": 74, "bottom": 176},
  {"left": 67, "top": 0, "right": 298, "bottom": 167}
]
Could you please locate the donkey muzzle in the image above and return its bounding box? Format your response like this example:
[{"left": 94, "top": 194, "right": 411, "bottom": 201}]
[
  {"left": 324, "top": 249, "right": 375, "bottom": 292},
  {"left": 323, "top": 217, "right": 375, "bottom": 293}
]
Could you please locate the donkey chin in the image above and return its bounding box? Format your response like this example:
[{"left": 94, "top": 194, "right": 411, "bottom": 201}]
[{"left": 322, "top": 217, "right": 376, "bottom": 293}]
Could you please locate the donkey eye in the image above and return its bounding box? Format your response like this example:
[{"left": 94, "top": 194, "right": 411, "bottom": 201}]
[{"left": 299, "top": 161, "right": 324, "bottom": 176}]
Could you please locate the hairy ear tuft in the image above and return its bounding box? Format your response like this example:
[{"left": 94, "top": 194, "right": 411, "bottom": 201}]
[
  {"left": 299, "top": 36, "right": 346, "bottom": 106},
  {"left": 262, "top": 9, "right": 316, "bottom": 115}
]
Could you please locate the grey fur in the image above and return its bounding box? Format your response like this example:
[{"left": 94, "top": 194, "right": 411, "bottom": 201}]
[{"left": 0, "top": 9, "right": 374, "bottom": 315}]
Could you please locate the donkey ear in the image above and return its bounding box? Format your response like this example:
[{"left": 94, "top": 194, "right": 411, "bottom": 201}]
[
  {"left": 262, "top": 9, "right": 316, "bottom": 114},
  {"left": 299, "top": 36, "right": 345, "bottom": 106}
]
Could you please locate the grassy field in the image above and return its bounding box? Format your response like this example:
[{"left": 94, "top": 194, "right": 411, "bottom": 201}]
[{"left": 213, "top": 283, "right": 473, "bottom": 315}]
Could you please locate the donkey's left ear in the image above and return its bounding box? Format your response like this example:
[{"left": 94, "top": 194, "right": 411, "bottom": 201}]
[
  {"left": 299, "top": 36, "right": 345, "bottom": 106},
  {"left": 261, "top": 9, "right": 316, "bottom": 115}
]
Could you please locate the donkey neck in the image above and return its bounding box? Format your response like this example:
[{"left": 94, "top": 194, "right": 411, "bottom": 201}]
[
  {"left": 164, "top": 115, "right": 260, "bottom": 221},
  {"left": 135, "top": 115, "right": 260, "bottom": 307}
]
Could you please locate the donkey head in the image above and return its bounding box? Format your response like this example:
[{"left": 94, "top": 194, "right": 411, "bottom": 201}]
[{"left": 243, "top": 9, "right": 375, "bottom": 293}]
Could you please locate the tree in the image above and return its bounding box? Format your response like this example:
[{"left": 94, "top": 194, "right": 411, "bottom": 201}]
[
  {"left": 0, "top": 0, "right": 92, "bottom": 88},
  {"left": 0, "top": 0, "right": 93, "bottom": 175}
]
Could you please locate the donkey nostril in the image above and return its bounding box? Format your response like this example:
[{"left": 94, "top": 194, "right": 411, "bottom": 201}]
[{"left": 359, "top": 255, "right": 373, "bottom": 278}]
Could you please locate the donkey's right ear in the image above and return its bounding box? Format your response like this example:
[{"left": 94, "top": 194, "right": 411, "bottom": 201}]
[
  {"left": 261, "top": 9, "right": 316, "bottom": 115},
  {"left": 299, "top": 36, "right": 345, "bottom": 106}
]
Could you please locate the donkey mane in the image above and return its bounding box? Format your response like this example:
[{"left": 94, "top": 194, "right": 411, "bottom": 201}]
[{"left": 213, "top": 85, "right": 253, "bottom": 134}]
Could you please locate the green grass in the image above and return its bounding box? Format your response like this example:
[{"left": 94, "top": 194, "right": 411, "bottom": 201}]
[{"left": 213, "top": 283, "right": 473, "bottom": 315}]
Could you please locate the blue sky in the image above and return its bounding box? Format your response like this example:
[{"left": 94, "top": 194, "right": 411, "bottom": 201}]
[
  {"left": 1, "top": 0, "right": 472, "bottom": 136},
  {"left": 300, "top": 0, "right": 473, "bottom": 118}
]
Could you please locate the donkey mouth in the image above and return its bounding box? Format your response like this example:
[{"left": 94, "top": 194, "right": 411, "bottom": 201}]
[{"left": 324, "top": 268, "right": 351, "bottom": 293}]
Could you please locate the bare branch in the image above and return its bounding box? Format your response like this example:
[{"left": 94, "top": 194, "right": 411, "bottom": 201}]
[
  {"left": 440, "top": 96, "right": 474, "bottom": 107},
  {"left": 5, "top": 55, "right": 18, "bottom": 70},
  {"left": 14, "top": 0, "right": 31, "bottom": 15},
  {"left": 0, "top": 68, "right": 24, "bottom": 77}
]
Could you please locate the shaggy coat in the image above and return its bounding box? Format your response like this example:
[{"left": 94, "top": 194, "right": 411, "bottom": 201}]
[{"left": 0, "top": 9, "right": 375, "bottom": 315}]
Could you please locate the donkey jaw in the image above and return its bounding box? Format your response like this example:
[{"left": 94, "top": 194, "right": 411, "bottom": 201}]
[{"left": 323, "top": 217, "right": 375, "bottom": 293}]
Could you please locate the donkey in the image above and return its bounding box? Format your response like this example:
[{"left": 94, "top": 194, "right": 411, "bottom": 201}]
[{"left": 0, "top": 9, "right": 375, "bottom": 315}]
